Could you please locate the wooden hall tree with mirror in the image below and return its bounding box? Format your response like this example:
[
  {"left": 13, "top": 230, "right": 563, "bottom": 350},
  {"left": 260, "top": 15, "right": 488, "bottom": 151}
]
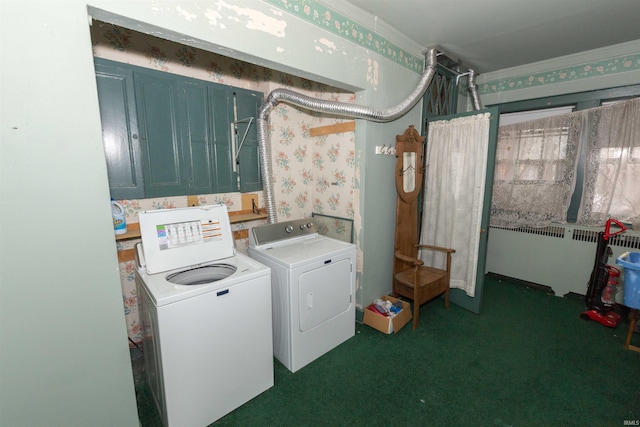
[{"left": 392, "top": 125, "right": 454, "bottom": 330}]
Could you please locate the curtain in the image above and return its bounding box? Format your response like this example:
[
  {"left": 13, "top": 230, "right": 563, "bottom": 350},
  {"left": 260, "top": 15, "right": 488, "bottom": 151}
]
[
  {"left": 578, "top": 97, "right": 640, "bottom": 226},
  {"left": 420, "top": 113, "right": 491, "bottom": 297},
  {"left": 490, "top": 113, "right": 582, "bottom": 228}
]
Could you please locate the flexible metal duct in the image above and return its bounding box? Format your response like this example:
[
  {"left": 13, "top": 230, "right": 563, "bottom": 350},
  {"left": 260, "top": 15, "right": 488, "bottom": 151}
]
[
  {"left": 467, "top": 69, "right": 483, "bottom": 110},
  {"left": 257, "top": 48, "right": 438, "bottom": 223}
]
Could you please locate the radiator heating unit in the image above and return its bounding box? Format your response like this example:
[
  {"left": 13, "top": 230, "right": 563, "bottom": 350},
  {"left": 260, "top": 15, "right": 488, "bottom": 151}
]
[{"left": 486, "top": 224, "right": 640, "bottom": 300}]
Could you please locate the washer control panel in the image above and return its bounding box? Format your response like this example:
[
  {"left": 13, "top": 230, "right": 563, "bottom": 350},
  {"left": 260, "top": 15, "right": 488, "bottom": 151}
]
[{"left": 139, "top": 204, "right": 234, "bottom": 274}]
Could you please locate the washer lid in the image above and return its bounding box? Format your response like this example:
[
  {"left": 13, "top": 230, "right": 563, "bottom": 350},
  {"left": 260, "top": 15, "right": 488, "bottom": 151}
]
[{"left": 139, "top": 204, "right": 234, "bottom": 274}]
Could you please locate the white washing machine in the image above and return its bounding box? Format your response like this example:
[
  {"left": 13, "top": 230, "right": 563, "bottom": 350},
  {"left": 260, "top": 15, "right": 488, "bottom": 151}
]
[
  {"left": 135, "top": 205, "right": 273, "bottom": 427},
  {"left": 248, "top": 217, "right": 356, "bottom": 373}
]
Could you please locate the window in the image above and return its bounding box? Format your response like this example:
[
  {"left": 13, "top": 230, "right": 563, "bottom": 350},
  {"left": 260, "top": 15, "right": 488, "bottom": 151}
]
[
  {"left": 496, "top": 126, "right": 569, "bottom": 182},
  {"left": 579, "top": 98, "right": 640, "bottom": 225},
  {"left": 491, "top": 113, "right": 582, "bottom": 228},
  {"left": 496, "top": 106, "right": 575, "bottom": 184},
  {"left": 491, "top": 94, "right": 640, "bottom": 228}
]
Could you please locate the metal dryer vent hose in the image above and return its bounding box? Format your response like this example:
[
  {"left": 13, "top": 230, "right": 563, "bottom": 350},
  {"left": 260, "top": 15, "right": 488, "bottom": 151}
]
[
  {"left": 467, "top": 69, "right": 483, "bottom": 110},
  {"left": 257, "top": 48, "right": 438, "bottom": 223}
]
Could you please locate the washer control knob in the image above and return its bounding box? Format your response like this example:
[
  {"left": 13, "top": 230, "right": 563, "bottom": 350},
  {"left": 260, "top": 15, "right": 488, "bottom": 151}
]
[
  {"left": 300, "top": 224, "right": 306, "bottom": 230},
  {"left": 285, "top": 225, "right": 294, "bottom": 233},
  {"left": 306, "top": 223, "right": 313, "bottom": 228}
]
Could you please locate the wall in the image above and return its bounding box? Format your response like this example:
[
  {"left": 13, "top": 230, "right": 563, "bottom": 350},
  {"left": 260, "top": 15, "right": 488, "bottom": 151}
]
[
  {"left": 91, "top": 21, "right": 356, "bottom": 342},
  {"left": 3, "top": 0, "right": 638, "bottom": 424},
  {"left": 85, "top": 0, "right": 427, "bottom": 310},
  {"left": 478, "top": 39, "right": 640, "bottom": 106},
  {"left": 478, "top": 39, "right": 640, "bottom": 292},
  {"left": 0, "top": 2, "right": 139, "bottom": 426},
  {"left": 0, "top": 1, "right": 424, "bottom": 424},
  {"left": 91, "top": 21, "right": 356, "bottom": 230}
]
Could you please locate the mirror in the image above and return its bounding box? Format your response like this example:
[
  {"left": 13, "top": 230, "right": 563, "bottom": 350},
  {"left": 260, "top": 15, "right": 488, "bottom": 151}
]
[{"left": 402, "top": 152, "right": 416, "bottom": 193}]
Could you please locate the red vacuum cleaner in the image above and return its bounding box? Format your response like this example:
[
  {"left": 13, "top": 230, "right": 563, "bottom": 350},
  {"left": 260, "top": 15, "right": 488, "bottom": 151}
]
[{"left": 580, "top": 218, "right": 627, "bottom": 328}]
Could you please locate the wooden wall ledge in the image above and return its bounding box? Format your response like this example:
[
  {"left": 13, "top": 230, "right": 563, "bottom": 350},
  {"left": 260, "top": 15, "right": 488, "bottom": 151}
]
[
  {"left": 118, "top": 248, "right": 137, "bottom": 263},
  {"left": 228, "top": 209, "right": 268, "bottom": 223},
  {"left": 309, "top": 121, "right": 355, "bottom": 137}
]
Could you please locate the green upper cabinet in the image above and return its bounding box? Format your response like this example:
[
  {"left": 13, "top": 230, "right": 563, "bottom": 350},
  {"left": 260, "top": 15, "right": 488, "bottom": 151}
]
[
  {"left": 94, "top": 61, "right": 144, "bottom": 199},
  {"left": 94, "top": 58, "right": 263, "bottom": 200}
]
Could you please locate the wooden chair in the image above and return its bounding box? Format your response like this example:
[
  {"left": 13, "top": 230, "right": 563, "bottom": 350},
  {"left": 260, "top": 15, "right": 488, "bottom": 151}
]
[
  {"left": 625, "top": 309, "right": 640, "bottom": 353},
  {"left": 394, "top": 245, "right": 455, "bottom": 330},
  {"left": 392, "top": 126, "right": 454, "bottom": 330}
]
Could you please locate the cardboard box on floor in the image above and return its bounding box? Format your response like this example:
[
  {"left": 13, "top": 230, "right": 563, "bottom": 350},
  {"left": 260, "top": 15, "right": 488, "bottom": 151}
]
[{"left": 363, "top": 295, "right": 412, "bottom": 334}]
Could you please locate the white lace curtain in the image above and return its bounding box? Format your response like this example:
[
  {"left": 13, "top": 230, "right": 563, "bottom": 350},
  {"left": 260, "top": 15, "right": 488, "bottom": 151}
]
[
  {"left": 491, "top": 113, "right": 581, "bottom": 228},
  {"left": 579, "top": 97, "right": 640, "bottom": 226},
  {"left": 491, "top": 97, "right": 640, "bottom": 228},
  {"left": 420, "top": 113, "right": 491, "bottom": 297}
]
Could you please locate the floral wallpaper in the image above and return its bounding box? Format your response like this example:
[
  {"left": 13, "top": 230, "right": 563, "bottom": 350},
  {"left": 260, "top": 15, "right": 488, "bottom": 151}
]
[{"left": 91, "top": 21, "right": 356, "bottom": 345}]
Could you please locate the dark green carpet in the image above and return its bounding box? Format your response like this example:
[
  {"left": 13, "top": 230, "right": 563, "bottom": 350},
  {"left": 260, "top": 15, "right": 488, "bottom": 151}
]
[{"left": 135, "top": 275, "right": 640, "bottom": 426}]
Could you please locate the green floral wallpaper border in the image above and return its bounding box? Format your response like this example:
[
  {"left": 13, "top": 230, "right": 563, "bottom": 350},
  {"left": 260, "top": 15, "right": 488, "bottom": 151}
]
[
  {"left": 263, "top": 0, "right": 424, "bottom": 73},
  {"left": 478, "top": 53, "right": 640, "bottom": 95},
  {"left": 266, "top": 0, "right": 640, "bottom": 97}
]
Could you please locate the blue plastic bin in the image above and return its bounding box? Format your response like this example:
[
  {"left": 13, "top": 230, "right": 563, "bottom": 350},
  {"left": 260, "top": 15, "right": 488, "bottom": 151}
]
[{"left": 616, "top": 252, "right": 640, "bottom": 310}]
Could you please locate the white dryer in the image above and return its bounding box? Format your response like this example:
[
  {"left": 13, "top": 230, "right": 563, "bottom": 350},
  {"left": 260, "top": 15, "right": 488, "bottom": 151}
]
[
  {"left": 248, "top": 218, "right": 356, "bottom": 373},
  {"left": 135, "top": 205, "right": 273, "bottom": 427}
]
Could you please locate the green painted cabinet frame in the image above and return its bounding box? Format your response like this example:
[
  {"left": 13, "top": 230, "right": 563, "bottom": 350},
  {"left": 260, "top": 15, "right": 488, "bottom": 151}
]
[{"left": 94, "top": 58, "right": 263, "bottom": 199}]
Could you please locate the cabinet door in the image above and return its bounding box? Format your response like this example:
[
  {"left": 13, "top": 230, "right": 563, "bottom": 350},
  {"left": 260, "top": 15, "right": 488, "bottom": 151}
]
[
  {"left": 181, "top": 81, "right": 214, "bottom": 195},
  {"left": 135, "top": 71, "right": 185, "bottom": 198},
  {"left": 94, "top": 61, "right": 144, "bottom": 199},
  {"left": 234, "top": 88, "right": 263, "bottom": 192},
  {"left": 210, "top": 86, "right": 235, "bottom": 193},
  {"left": 182, "top": 83, "right": 235, "bottom": 194}
]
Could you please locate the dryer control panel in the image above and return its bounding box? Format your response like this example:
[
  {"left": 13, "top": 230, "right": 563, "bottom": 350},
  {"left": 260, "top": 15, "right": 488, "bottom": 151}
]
[{"left": 249, "top": 217, "right": 317, "bottom": 247}]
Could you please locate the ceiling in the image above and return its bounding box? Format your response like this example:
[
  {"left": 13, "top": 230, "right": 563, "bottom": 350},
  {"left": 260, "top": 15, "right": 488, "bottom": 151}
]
[{"left": 344, "top": 0, "right": 640, "bottom": 74}]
